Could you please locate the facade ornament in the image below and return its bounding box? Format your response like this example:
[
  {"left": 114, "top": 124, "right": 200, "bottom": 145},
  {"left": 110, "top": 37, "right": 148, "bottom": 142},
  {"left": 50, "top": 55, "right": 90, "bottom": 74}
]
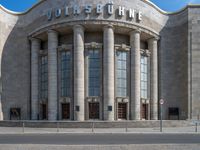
[{"left": 140, "top": 49, "right": 151, "bottom": 57}]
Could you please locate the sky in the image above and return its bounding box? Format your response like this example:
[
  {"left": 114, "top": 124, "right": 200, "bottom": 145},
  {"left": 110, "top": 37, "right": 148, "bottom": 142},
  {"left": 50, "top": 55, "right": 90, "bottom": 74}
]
[{"left": 1, "top": 0, "right": 200, "bottom": 12}]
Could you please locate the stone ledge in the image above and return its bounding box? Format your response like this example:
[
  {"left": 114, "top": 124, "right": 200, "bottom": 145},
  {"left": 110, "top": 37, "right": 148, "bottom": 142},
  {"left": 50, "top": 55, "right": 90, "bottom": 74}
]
[{"left": 0, "top": 120, "right": 191, "bottom": 128}]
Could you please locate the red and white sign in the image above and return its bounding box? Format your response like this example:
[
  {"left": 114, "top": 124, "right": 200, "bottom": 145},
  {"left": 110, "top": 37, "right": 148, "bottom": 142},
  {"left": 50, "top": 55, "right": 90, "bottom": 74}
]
[{"left": 160, "top": 99, "right": 164, "bottom": 105}]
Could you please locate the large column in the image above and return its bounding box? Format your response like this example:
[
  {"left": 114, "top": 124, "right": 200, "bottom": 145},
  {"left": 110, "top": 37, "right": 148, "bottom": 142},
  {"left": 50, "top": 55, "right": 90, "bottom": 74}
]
[
  {"left": 149, "top": 38, "right": 158, "bottom": 120},
  {"left": 103, "top": 25, "right": 115, "bottom": 121},
  {"left": 0, "top": 99, "right": 3, "bottom": 120},
  {"left": 31, "top": 38, "right": 40, "bottom": 120},
  {"left": 73, "top": 25, "right": 85, "bottom": 121},
  {"left": 48, "top": 30, "right": 58, "bottom": 120},
  {"left": 130, "top": 30, "right": 141, "bottom": 120},
  {"left": 0, "top": 77, "right": 3, "bottom": 120}
]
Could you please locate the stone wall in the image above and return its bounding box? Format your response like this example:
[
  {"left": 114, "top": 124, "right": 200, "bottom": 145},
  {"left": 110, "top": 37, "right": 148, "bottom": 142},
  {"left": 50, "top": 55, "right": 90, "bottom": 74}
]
[
  {"left": 0, "top": 8, "right": 31, "bottom": 120},
  {"left": 159, "top": 10, "right": 189, "bottom": 120},
  {"left": 188, "top": 7, "right": 200, "bottom": 119}
]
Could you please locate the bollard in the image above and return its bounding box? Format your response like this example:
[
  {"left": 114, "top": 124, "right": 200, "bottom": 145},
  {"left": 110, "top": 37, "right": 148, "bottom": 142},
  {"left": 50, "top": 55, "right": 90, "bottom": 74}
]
[
  {"left": 92, "top": 122, "right": 94, "bottom": 133},
  {"left": 125, "top": 121, "right": 128, "bottom": 132},
  {"left": 22, "top": 122, "right": 25, "bottom": 133},
  {"left": 57, "top": 122, "right": 59, "bottom": 133},
  {"left": 195, "top": 122, "right": 198, "bottom": 133}
]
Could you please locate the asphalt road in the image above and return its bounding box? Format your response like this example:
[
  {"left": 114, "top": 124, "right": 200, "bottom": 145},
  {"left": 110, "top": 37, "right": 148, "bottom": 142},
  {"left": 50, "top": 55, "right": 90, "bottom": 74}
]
[{"left": 0, "top": 133, "right": 199, "bottom": 145}]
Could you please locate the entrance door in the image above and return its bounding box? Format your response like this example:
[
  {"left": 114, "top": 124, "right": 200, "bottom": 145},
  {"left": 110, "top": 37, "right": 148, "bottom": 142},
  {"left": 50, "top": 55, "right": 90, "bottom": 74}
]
[
  {"left": 41, "top": 104, "right": 47, "bottom": 120},
  {"left": 118, "top": 103, "right": 127, "bottom": 120},
  {"left": 141, "top": 104, "right": 148, "bottom": 120},
  {"left": 62, "top": 103, "right": 70, "bottom": 120},
  {"left": 10, "top": 108, "right": 21, "bottom": 120},
  {"left": 89, "top": 103, "right": 99, "bottom": 119}
]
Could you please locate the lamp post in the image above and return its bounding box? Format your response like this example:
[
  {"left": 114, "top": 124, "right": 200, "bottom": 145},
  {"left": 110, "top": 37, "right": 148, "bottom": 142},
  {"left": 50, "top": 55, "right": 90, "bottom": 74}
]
[{"left": 160, "top": 99, "right": 164, "bottom": 132}]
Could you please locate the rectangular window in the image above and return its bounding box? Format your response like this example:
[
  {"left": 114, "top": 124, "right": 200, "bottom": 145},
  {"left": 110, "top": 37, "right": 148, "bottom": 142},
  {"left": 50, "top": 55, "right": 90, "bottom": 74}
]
[
  {"left": 141, "top": 56, "right": 148, "bottom": 99},
  {"left": 40, "top": 55, "right": 48, "bottom": 99},
  {"left": 88, "top": 49, "right": 100, "bottom": 96},
  {"left": 116, "top": 51, "right": 128, "bottom": 97},
  {"left": 61, "top": 51, "right": 71, "bottom": 97}
]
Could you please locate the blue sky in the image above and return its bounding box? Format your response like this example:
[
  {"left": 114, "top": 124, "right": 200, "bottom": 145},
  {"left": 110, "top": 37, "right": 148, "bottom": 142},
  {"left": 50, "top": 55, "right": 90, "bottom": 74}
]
[{"left": 1, "top": 0, "right": 200, "bottom": 12}]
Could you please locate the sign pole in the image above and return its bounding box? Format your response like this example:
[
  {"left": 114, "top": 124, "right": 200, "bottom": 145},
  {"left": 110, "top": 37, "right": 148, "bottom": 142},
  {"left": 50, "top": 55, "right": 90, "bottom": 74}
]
[
  {"left": 159, "top": 99, "right": 164, "bottom": 132},
  {"left": 160, "top": 104, "right": 162, "bottom": 132}
]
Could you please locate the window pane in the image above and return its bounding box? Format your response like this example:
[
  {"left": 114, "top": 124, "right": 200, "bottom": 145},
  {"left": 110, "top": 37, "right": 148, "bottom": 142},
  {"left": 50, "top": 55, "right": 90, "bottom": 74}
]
[
  {"left": 40, "top": 55, "right": 48, "bottom": 99},
  {"left": 116, "top": 51, "right": 127, "bottom": 97},
  {"left": 61, "top": 51, "right": 71, "bottom": 97},
  {"left": 140, "top": 56, "right": 148, "bottom": 99},
  {"left": 88, "top": 49, "right": 101, "bottom": 96}
]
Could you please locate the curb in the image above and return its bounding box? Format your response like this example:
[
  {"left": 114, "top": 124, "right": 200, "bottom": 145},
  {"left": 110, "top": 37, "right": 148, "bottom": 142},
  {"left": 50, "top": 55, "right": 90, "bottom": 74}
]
[{"left": 0, "top": 132, "right": 199, "bottom": 135}]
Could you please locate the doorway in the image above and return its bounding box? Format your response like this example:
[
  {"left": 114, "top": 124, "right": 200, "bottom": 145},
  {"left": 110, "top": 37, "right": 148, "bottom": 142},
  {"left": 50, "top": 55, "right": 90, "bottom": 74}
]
[
  {"left": 10, "top": 108, "right": 21, "bottom": 120},
  {"left": 141, "top": 104, "right": 148, "bottom": 120},
  {"left": 62, "top": 103, "right": 70, "bottom": 120},
  {"left": 41, "top": 104, "right": 47, "bottom": 120},
  {"left": 118, "top": 103, "right": 127, "bottom": 120},
  {"left": 89, "top": 102, "right": 99, "bottom": 119}
]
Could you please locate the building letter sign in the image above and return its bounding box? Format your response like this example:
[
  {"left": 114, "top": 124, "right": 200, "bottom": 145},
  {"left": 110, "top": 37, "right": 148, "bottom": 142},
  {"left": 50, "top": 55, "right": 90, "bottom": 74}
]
[{"left": 46, "top": 2, "right": 142, "bottom": 22}]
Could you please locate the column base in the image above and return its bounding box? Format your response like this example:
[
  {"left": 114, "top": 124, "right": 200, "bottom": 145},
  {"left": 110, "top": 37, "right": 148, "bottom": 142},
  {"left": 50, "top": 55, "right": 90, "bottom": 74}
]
[{"left": 0, "top": 112, "right": 3, "bottom": 120}]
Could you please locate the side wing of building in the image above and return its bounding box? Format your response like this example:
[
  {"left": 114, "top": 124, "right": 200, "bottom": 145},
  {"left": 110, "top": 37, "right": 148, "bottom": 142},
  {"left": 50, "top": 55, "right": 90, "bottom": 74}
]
[{"left": 0, "top": 6, "right": 30, "bottom": 120}]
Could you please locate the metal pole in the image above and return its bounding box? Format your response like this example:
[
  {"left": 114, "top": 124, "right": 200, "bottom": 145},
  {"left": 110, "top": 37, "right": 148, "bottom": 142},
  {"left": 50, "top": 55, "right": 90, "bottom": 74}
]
[
  {"left": 92, "top": 122, "right": 94, "bottom": 133},
  {"left": 160, "top": 104, "right": 162, "bottom": 132},
  {"left": 57, "top": 122, "right": 59, "bottom": 133},
  {"left": 22, "top": 122, "right": 25, "bottom": 133},
  {"left": 125, "top": 121, "right": 128, "bottom": 132},
  {"left": 195, "top": 122, "right": 198, "bottom": 133}
]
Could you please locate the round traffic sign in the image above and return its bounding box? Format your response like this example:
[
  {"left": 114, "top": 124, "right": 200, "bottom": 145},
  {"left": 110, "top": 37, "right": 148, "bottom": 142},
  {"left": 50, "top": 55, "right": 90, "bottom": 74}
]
[{"left": 160, "top": 99, "right": 164, "bottom": 105}]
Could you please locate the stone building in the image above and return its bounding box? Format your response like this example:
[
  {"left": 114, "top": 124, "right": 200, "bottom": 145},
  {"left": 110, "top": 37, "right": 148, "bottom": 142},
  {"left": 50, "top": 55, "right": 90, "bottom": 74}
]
[{"left": 0, "top": 0, "right": 199, "bottom": 121}]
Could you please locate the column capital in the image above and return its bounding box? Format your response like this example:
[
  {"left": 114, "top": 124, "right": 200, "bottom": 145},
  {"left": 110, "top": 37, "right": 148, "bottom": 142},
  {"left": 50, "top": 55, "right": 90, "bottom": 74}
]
[
  {"left": 29, "top": 37, "right": 41, "bottom": 42},
  {"left": 47, "top": 29, "right": 58, "bottom": 35},
  {"left": 73, "top": 25, "right": 85, "bottom": 31},
  {"left": 148, "top": 36, "right": 159, "bottom": 42},
  {"left": 130, "top": 29, "right": 141, "bottom": 35},
  {"left": 103, "top": 24, "right": 114, "bottom": 30}
]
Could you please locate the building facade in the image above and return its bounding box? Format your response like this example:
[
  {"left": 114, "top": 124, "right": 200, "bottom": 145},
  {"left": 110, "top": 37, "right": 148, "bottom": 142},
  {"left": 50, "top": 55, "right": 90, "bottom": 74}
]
[{"left": 0, "top": 0, "right": 199, "bottom": 121}]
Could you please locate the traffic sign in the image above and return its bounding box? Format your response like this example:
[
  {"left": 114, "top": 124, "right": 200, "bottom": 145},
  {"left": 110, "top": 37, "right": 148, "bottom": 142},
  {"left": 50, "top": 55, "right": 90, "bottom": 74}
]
[
  {"left": 192, "top": 121, "right": 200, "bottom": 125},
  {"left": 160, "top": 99, "right": 164, "bottom": 105}
]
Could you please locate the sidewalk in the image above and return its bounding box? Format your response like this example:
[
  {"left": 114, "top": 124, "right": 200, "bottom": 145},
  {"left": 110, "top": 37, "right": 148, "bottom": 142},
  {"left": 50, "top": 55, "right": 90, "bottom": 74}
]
[{"left": 0, "top": 126, "right": 199, "bottom": 134}]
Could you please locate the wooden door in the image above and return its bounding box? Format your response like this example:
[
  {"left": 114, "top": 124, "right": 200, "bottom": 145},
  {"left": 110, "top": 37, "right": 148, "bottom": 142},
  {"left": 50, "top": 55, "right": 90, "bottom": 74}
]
[
  {"left": 118, "top": 103, "right": 127, "bottom": 119},
  {"left": 89, "top": 103, "right": 99, "bottom": 119},
  {"left": 41, "top": 104, "right": 47, "bottom": 120},
  {"left": 141, "top": 104, "right": 148, "bottom": 120},
  {"left": 62, "top": 103, "right": 70, "bottom": 120}
]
